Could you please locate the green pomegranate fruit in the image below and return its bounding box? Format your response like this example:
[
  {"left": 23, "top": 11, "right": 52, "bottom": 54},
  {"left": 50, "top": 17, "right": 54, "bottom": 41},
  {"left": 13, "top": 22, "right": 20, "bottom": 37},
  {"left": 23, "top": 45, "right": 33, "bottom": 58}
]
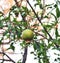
[{"left": 22, "top": 29, "right": 34, "bottom": 40}]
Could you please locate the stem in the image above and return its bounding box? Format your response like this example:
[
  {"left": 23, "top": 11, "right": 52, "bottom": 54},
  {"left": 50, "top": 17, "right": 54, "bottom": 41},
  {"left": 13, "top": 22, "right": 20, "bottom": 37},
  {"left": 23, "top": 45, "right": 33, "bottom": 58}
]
[
  {"left": 2, "top": 45, "right": 4, "bottom": 63},
  {"left": 22, "top": 46, "right": 28, "bottom": 63}
]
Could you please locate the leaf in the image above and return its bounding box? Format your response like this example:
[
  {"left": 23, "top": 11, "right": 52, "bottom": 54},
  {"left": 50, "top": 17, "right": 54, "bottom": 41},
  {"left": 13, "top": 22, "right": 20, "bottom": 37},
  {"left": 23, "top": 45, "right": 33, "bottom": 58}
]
[
  {"left": 36, "top": 0, "right": 41, "bottom": 5},
  {"left": 56, "top": 5, "right": 60, "bottom": 18},
  {"left": 3, "top": 30, "right": 8, "bottom": 36},
  {"left": 0, "top": 21, "right": 3, "bottom": 28},
  {"left": 57, "top": 39, "right": 60, "bottom": 45},
  {"left": 50, "top": 13, "right": 57, "bottom": 21},
  {"left": 33, "top": 41, "right": 40, "bottom": 51},
  {"left": 55, "top": 28, "right": 59, "bottom": 39},
  {"left": 0, "top": 38, "right": 3, "bottom": 44},
  {"left": 40, "top": 4, "right": 43, "bottom": 9},
  {"left": 8, "top": 43, "right": 15, "bottom": 51}
]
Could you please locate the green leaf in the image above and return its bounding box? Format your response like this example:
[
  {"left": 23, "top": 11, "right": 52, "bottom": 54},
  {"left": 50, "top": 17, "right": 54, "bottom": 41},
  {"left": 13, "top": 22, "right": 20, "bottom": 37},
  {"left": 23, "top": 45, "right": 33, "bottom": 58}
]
[
  {"left": 0, "top": 38, "right": 3, "bottom": 44},
  {"left": 57, "top": 39, "right": 60, "bottom": 45},
  {"left": 33, "top": 42, "right": 40, "bottom": 51},
  {"left": 36, "top": 0, "right": 41, "bottom": 5},
  {"left": 8, "top": 43, "right": 15, "bottom": 51},
  {"left": 50, "top": 13, "right": 57, "bottom": 21},
  {"left": 55, "top": 28, "right": 59, "bottom": 39},
  {"left": 40, "top": 4, "right": 43, "bottom": 9},
  {"left": 3, "top": 30, "right": 8, "bottom": 36},
  {"left": 56, "top": 6, "right": 60, "bottom": 18},
  {"left": 0, "top": 21, "right": 3, "bottom": 28}
]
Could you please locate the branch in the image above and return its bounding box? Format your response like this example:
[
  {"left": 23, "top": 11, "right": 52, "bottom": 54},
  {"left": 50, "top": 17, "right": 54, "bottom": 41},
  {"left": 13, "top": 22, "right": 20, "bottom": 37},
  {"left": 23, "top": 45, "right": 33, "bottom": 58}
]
[
  {"left": 0, "top": 59, "right": 12, "bottom": 61},
  {"left": 34, "top": 31, "right": 48, "bottom": 40},
  {"left": 22, "top": 46, "right": 28, "bottom": 63},
  {"left": 0, "top": 52, "right": 15, "bottom": 63},
  {"left": 26, "top": 0, "right": 52, "bottom": 40},
  {"left": 2, "top": 45, "right": 4, "bottom": 63},
  {"left": 26, "top": 0, "right": 60, "bottom": 48},
  {"left": 4, "top": 53, "right": 15, "bottom": 63},
  {"left": 14, "top": 0, "right": 20, "bottom": 7}
]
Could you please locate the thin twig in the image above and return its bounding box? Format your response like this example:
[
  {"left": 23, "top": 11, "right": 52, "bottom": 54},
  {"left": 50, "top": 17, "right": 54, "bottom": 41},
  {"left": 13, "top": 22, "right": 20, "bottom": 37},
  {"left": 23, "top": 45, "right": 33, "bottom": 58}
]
[
  {"left": 0, "top": 59, "right": 12, "bottom": 61},
  {"left": 4, "top": 53, "right": 15, "bottom": 63},
  {"left": 14, "top": 0, "right": 18, "bottom": 6},
  {"left": 2, "top": 45, "right": 4, "bottom": 63},
  {"left": 34, "top": 31, "right": 48, "bottom": 40},
  {"left": 0, "top": 52, "right": 15, "bottom": 63}
]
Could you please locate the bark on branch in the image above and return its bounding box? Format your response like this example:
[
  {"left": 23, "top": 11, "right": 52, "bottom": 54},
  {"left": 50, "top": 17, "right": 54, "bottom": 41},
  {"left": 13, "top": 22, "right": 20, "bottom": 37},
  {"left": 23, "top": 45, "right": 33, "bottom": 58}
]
[{"left": 22, "top": 46, "right": 28, "bottom": 63}]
